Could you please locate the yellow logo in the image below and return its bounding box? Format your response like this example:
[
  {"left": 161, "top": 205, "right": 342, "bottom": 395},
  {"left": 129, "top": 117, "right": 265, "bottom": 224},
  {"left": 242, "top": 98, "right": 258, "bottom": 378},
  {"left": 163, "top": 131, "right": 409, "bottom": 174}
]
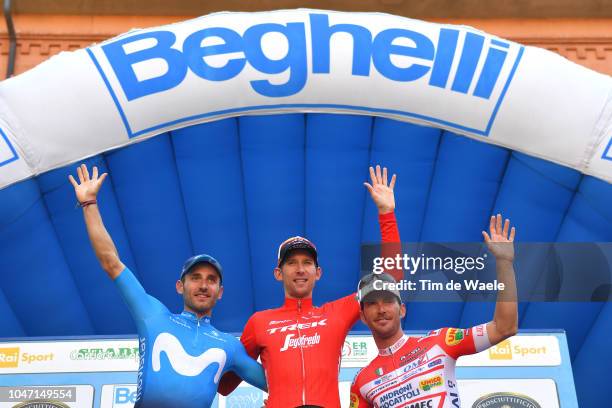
[
  {"left": 419, "top": 375, "right": 443, "bottom": 391},
  {"left": 445, "top": 328, "right": 465, "bottom": 346},
  {"left": 0, "top": 348, "right": 19, "bottom": 368},
  {"left": 489, "top": 340, "right": 512, "bottom": 360}
]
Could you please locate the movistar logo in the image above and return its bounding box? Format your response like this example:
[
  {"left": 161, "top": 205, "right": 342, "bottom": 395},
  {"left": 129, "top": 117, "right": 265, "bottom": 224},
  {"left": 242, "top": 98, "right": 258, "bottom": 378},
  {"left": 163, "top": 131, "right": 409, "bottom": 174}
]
[
  {"left": 151, "top": 333, "right": 226, "bottom": 381},
  {"left": 100, "top": 13, "right": 513, "bottom": 100}
]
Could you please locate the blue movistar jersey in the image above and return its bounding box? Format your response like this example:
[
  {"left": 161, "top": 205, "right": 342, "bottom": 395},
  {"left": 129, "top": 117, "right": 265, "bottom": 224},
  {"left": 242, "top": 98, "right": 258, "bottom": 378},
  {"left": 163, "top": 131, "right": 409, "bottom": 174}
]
[{"left": 115, "top": 267, "right": 266, "bottom": 408}]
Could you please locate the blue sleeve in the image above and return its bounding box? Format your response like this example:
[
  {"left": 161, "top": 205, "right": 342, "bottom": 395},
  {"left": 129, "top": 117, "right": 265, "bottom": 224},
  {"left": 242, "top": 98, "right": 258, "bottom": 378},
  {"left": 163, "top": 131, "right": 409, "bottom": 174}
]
[
  {"left": 114, "top": 267, "right": 168, "bottom": 322},
  {"left": 228, "top": 338, "right": 267, "bottom": 392}
]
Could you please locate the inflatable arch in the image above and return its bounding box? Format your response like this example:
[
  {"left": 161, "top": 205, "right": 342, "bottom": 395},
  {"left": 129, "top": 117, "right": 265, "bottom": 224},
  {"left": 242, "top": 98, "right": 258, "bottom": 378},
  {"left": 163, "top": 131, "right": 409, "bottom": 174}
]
[{"left": 0, "top": 9, "right": 611, "bottom": 406}]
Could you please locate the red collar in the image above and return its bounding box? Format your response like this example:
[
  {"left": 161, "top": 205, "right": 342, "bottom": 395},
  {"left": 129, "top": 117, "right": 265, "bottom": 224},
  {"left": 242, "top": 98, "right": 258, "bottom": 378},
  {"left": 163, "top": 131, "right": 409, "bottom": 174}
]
[{"left": 282, "top": 297, "right": 314, "bottom": 311}]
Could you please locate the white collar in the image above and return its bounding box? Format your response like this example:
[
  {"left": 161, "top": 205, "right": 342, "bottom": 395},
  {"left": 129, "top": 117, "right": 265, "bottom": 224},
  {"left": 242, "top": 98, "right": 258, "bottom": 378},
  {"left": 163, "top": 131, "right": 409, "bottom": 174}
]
[{"left": 379, "top": 334, "right": 409, "bottom": 356}]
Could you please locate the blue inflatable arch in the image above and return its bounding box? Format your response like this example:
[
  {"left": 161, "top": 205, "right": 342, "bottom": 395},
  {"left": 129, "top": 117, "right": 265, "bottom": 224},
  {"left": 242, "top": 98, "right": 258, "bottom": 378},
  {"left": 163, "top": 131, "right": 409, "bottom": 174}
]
[{"left": 0, "top": 9, "right": 611, "bottom": 406}]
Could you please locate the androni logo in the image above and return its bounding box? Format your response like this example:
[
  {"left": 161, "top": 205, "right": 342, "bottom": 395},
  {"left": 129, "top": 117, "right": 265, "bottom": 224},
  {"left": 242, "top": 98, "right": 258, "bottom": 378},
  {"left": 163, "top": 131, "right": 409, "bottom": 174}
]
[{"left": 88, "top": 11, "right": 523, "bottom": 138}]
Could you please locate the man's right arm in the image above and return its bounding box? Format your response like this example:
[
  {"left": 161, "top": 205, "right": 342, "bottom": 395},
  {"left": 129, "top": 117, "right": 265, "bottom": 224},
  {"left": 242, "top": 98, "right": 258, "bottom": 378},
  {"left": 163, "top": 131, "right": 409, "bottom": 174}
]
[
  {"left": 364, "top": 165, "right": 403, "bottom": 281},
  {"left": 69, "top": 164, "right": 124, "bottom": 280},
  {"left": 70, "top": 164, "right": 165, "bottom": 321}
]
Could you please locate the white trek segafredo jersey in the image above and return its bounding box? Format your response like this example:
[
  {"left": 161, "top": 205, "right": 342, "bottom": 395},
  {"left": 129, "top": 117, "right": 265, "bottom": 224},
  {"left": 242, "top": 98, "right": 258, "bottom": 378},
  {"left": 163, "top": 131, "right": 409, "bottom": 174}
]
[{"left": 350, "top": 325, "right": 490, "bottom": 408}]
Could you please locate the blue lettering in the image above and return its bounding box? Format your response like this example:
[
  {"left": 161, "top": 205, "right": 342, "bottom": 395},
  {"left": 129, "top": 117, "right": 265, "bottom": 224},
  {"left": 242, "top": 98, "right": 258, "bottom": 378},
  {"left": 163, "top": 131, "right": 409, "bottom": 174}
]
[
  {"left": 243, "top": 23, "right": 307, "bottom": 97},
  {"left": 99, "top": 13, "right": 513, "bottom": 101},
  {"left": 183, "top": 27, "right": 246, "bottom": 81},
  {"left": 115, "top": 387, "right": 137, "bottom": 404},
  {"left": 429, "top": 28, "right": 459, "bottom": 88},
  {"left": 451, "top": 32, "right": 484, "bottom": 94},
  {"left": 102, "top": 31, "right": 187, "bottom": 101},
  {"left": 372, "top": 28, "right": 433, "bottom": 81},
  {"left": 473, "top": 42, "right": 508, "bottom": 99},
  {"left": 310, "top": 13, "right": 372, "bottom": 76}
]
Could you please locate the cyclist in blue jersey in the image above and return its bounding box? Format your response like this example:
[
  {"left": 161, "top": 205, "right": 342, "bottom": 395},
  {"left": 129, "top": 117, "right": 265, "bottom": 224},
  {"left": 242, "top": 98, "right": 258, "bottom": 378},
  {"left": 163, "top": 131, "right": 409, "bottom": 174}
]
[{"left": 69, "top": 164, "right": 267, "bottom": 408}]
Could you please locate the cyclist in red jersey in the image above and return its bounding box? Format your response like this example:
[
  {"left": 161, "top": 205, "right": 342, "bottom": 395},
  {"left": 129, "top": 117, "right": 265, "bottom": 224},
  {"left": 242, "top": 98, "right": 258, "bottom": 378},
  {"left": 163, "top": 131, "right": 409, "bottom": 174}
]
[
  {"left": 350, "top": 214, "right": 518, "bottom": 408},
  {"left": 218, "top": 165, "right": 404, "bottom": 408}
]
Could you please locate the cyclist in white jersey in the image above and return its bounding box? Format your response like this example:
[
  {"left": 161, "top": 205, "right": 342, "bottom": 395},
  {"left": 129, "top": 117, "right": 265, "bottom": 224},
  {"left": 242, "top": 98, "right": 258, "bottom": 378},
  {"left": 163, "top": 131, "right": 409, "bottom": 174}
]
[{"left": 350, "top": 214, "right": 518, "bottom": 408}]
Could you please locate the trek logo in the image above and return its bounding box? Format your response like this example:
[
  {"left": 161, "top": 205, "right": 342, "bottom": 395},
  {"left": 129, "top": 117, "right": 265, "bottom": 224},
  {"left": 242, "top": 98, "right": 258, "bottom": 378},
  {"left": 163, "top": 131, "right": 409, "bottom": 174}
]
[
  {"left": 267, "top": 319, "right": 327, "bottom": 334},
  {"left": 280, "top": 332, "right": 321, "bottom": 351},
  {"left": 152, "top": 332, "right": 226, "bottom": 381},
  {"left": 88, "top": 10, "right": 523, "bottom": 138}
]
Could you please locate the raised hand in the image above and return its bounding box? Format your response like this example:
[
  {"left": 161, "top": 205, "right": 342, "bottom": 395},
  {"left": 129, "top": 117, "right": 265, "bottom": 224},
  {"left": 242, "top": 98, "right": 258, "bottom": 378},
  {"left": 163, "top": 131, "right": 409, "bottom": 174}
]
[
  {"left": 364, "top": 165, "right": 396, "bottom": 214},
  {"left": 68, "top": 163, "right": 108, "bottom": 204},
  {"left": 482, "top": 214, "right": 516, "bottom": 262}
]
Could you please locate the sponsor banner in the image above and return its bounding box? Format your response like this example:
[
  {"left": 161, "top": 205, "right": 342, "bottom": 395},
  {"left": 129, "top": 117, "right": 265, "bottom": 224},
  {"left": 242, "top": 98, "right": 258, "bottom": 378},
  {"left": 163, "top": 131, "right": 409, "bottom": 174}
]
[
  {"left": 0, "top": 385, "right": 93, "bottom": 408},
  {"left": 0, "top": 9, "right": 611, "bottom": 189},
  {"left": 0, "top": 334, "right": 560, "bottom": 374},
  {"left": 341, "top": 335, "right": 561, "bottom": 368},
  {"left": 0, "top": 339, "right": 139, "bottom": 374},
  {"left": 341, "top": 336, "right": 378, "bottom": 367},
  {"left": 457, "top": 378, "right": 559, "bottom": 408},
  {"left": 458, "top": 335, "right": 561, "bottom": 367},
  {"left": 97, "top": 379, "right": 558, "bottom": 408}
]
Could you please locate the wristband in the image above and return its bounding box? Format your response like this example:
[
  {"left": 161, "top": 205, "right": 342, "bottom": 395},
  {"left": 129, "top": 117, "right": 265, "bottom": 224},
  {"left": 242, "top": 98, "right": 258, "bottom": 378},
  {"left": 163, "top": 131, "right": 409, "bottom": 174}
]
[{"left": 77, "top": 199, "right": 97, "bottom": 208}]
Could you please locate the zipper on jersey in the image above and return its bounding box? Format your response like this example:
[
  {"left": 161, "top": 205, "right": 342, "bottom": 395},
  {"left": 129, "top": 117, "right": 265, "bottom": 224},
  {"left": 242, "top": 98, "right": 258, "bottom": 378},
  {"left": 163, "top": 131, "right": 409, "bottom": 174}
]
[
  {"left": 297, "top": 299, "right": 306, "bottom": 406},
  {"left": 194, "top": 318, "right": 200, "bottom": 346}
]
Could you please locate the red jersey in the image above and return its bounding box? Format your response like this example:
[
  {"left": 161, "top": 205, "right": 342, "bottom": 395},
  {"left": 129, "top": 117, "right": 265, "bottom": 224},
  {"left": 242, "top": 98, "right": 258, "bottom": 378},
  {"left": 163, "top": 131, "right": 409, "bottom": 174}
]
[
  {"left": 218, "top": 212, "right": 401, "bottom": 407},
  {"left": 350, "top": 325, "right": 491, "bottom": 408}
]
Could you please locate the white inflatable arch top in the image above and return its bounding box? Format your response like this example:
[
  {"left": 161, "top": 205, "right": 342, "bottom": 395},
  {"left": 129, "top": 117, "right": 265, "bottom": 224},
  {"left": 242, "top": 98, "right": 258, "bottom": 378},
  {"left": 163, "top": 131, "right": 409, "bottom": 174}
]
[{"left": 0, "top": 9, "right": 611, "bottom": 187}]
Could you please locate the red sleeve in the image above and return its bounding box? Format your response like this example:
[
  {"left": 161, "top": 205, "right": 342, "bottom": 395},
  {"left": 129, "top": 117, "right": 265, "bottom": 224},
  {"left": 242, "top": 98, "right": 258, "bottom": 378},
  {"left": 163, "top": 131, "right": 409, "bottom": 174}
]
[
  {"left": 379, "top": 211, "right": 400, "bottom": 243},
  {"left": 436, "top": 324, "right": 490, "bottom": 360},
  {"left": 217, "top": 315, "right": 261, "bottom": 396},
  {"left": 379, "top": 211, "right": 403, "bottom": 282},
  {"left": 350, "top": 373, "right": 370, "bottom": 408},
  {"left": 330, "top": 293, "right": 360, "bottom": 331}
]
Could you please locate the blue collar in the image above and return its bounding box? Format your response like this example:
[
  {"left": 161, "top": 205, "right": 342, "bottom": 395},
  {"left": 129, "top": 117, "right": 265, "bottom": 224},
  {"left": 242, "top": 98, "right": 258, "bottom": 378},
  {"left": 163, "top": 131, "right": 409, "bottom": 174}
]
[{"left": 180, "top": 310, "right": 211, "bottom": 324}]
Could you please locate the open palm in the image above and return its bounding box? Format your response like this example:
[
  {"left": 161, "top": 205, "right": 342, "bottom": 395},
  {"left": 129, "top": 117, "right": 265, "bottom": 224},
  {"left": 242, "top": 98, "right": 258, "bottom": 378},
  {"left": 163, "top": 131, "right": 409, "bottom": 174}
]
[
  {"left": 68, "top": 164, "right": 108, "bottom": 203},
  {"left": 364, "top": 165, "right": 396, "bottom": 214},
  {"left": 482, "top": 214, "right": 516, "bottom": 262}
]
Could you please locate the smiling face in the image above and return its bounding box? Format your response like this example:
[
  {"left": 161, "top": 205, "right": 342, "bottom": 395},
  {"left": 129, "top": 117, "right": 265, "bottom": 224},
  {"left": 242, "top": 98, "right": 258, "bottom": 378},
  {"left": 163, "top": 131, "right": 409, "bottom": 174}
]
[
  {"left": 274, "top": 249, "right": 322, "bottom": 299},
  {"left": 360, "top": 292, "right": 406, "bottom": 340},
  {"left": 176, "top": 263, "right": 223, "bottom": 317}
]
